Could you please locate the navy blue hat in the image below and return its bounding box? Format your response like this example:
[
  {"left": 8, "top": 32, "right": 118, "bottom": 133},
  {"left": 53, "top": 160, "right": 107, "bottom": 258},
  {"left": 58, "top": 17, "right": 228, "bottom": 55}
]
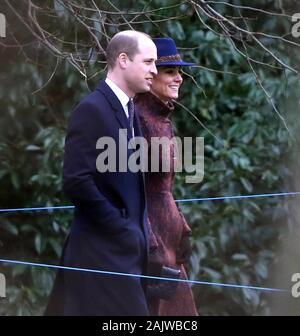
[{"left": 153, "top": 37, "right": 195, "bottom": 67}]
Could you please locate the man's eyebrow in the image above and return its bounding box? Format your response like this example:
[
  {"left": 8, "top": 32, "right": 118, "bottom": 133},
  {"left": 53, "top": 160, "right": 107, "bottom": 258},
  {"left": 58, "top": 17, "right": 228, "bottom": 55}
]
[{"left": 144, "top": 58, "right": 156, "bottom": 61}]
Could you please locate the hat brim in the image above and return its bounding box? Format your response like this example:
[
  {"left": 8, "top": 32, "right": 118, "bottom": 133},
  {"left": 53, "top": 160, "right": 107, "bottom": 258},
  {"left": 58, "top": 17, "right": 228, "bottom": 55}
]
[{"left": 156, "top": 61, "right": 195, "bottom": 67}]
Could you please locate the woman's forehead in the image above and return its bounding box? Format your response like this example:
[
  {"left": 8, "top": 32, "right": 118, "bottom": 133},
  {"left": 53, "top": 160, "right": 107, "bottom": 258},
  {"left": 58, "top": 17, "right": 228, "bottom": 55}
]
[{"left": 158, "top": 66, "right": 181, "bottom": 71}]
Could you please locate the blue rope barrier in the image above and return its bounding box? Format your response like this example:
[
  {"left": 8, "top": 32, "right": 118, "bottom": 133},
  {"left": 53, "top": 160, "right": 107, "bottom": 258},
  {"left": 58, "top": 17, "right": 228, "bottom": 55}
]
[
  {"left": 0, "top": 193, "right": 296, "bottom": 294},
  {"left": 0, "top": 192, "right": 300, "bottom": 213},
  {"left": 0, "top": 258, "right": 287, "bottom": 293},
  {"left": 176, "top": 191, "right": 300, "bottom": 203},
  {"left": 0, "top": 205, "right": 75, "bottom": 213}
]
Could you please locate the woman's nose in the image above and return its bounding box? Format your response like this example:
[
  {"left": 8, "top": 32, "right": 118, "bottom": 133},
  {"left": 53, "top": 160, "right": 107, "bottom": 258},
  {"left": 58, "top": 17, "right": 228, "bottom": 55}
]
[{"left": 175, "top": 73, "right": 183, "bottom": 82}]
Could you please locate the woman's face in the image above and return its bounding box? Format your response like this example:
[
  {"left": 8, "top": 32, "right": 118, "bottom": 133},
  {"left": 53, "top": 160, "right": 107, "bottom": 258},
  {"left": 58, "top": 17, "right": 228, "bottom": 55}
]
[{"left": 151, "top": 66, "right": 183, "bottom": 103}]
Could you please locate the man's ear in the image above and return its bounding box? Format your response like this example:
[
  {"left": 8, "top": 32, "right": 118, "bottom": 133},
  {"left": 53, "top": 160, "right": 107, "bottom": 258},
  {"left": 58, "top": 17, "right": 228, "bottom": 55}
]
[{"left": 118, "top": 53, "right": 129, "bottom": 69}]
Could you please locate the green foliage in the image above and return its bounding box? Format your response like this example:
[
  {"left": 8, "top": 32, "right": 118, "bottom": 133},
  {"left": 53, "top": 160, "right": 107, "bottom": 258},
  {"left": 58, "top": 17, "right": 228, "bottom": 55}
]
[{"left": 0, "top": 0, "right": 300, "bottom": 315}]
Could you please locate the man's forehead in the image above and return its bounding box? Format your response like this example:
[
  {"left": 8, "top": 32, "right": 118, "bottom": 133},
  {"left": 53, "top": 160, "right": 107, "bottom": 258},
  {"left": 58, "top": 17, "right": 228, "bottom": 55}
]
[
  {"left": 137, "top": 36, "right": 156, "bottom": 48},
  {"left": 136, "top": 39, "right": 157, "bottom": 56}
]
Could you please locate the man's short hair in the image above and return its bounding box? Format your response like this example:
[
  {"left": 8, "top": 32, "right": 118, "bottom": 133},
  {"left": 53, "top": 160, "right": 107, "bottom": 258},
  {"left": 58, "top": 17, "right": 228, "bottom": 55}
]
[{"left": 106, "top": 31, "right": 150, "bottom": 70}]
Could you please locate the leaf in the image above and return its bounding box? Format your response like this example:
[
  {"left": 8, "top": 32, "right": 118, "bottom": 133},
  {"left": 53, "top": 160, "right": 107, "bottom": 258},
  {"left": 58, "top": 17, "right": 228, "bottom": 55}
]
[
  {"left": 0, "top": 222, "right": 19, "bottom": 235},
  {"left": 52, "top": 220, "right": 60, "bottom": 233},
  {"left": 202, "top": 267, "right": 221, "bottom": 280},
  {"left": 0, "top": 169, "right": 8, "bottom": 179},
  {"left": 255, "top": 262, "right": 268, "bottom": 280},
  {"left": 20, "top": 224, "right": 37, "bottom": 233},
  {"left": 10, "top": 172, "right": 20, "bottom": 190},
  {"left": 26, "top": 145, "right": 41, "bottom": 151},
  {"left": 34, "top": 234, "right": 42, "bottom": 255},
  {"left": 240, "top": 177, "right": 253, "bottom": 193},
  {"left": 206, "top": 31, "right": 216, "bottom": 41},
  {"left": 12, "top": 265, "right": 27, "bottom": 277},
  {"left": 231, "top": 253, "right": 249, "bottom": 262},
  {"left": 49, "top": 238, "right": 62, "bottom": 257},
  {"left": 213, "top": 49, "right": 223, "bottom": 65}
]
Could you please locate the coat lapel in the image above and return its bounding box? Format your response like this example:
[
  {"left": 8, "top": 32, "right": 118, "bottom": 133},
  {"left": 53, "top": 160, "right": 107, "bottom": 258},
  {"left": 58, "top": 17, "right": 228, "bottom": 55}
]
[{"left": 96, "top": 80, "right": 132, "bottom": 140}]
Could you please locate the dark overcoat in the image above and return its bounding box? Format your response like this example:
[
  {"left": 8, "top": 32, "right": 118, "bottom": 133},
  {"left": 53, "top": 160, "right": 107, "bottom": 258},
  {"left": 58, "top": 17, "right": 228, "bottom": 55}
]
[{"left": 45, "top": 80, "right": 149, "bottom": 316}]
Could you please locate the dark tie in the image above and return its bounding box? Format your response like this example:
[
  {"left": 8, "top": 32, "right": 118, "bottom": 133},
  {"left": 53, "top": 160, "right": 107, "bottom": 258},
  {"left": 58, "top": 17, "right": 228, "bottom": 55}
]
[{"left": 127, "top": 98, "right": 135, "bottom": 132}]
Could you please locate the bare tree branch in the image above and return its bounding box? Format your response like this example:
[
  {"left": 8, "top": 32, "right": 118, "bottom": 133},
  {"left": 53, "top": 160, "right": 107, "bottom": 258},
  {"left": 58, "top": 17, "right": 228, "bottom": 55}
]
[
  {"left": 3, "top": 0, "right": 298, "bottom": 137},
  {"left": 204, "top": 1, "right": 295, "bottom": 19},
  {"left": 174, "top": 100, "right": 224, "bottom": 146},
  {"left": 241, "top": 39, "right": 291, "bottom": 135},
  {"left": 31, "top": 58, "right": 60, "bottom": 94}
]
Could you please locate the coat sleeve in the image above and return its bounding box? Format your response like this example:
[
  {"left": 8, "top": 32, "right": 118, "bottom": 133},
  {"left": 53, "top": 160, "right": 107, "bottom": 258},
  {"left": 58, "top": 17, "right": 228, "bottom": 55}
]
[
  {"left": 179, "top": 210, "right": 192, "bottom": 237},
  {"left": 63, "top": 101, "right": 126, "bottom": 233}
]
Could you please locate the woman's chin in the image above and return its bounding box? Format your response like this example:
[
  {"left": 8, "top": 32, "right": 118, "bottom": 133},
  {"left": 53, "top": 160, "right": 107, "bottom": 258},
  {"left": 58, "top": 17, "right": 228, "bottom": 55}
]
[{"left": 170, "top": 94, "right": 179, "bottom": 100}]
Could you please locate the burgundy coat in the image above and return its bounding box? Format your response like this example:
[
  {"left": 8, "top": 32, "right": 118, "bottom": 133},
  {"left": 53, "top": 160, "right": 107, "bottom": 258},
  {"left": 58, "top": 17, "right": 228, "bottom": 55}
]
[{"left": 135, "top": 92, "right": 198, "bottom": 316}]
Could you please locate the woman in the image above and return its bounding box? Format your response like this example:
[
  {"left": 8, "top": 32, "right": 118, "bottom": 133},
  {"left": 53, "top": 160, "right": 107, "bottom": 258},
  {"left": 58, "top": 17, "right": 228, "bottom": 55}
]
[{"left": 134, "top": 37, "right": 198, "bottom": 316}]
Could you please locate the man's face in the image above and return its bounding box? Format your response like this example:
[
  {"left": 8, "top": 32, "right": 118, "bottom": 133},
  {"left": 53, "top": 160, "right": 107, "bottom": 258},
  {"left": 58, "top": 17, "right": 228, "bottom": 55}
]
[{"left": 125, "top": 38, "right": 157, "bottom": 96}]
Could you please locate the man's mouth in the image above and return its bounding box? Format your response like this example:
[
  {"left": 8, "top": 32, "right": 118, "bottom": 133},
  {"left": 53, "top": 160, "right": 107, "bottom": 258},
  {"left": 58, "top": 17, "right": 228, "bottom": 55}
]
[{"left": 146, "top": 78, "right": 153, "bottom": 84}]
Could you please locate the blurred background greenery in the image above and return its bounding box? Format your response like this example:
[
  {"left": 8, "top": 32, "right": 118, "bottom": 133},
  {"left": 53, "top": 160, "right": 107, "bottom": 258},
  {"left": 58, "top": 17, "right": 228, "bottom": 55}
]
[{"left": 1, "top": 0, "right": 300, "bottom": 315}]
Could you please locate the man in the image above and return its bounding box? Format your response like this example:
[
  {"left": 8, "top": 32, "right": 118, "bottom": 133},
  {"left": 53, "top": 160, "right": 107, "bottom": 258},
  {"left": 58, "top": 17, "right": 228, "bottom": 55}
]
[{"left": 45, "top": 30, "right": 157, "bottom": 316}]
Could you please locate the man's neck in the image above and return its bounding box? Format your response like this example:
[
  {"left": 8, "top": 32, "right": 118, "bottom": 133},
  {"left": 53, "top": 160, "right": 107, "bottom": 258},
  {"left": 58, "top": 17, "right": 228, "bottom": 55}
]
[{"left": 106, "top": 73, "right": 134, "bottom": 98}]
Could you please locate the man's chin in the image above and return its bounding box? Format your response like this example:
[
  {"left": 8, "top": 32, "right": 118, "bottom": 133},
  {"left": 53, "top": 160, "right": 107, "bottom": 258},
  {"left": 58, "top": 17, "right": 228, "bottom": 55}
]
[{"left": 138, "top": 86, "right": 151, "bottom": 93}]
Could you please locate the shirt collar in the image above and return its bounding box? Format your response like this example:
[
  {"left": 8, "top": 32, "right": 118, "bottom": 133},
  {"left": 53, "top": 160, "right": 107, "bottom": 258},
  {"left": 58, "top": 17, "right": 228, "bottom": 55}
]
[{"left": 105, "top": 78, "right": 130, "bottom": 112}]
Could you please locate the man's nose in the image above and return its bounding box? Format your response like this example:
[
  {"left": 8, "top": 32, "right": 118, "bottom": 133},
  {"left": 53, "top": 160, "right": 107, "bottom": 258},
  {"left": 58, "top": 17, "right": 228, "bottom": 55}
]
[{"left": 151, "top": 63, "right": 158, "bottom": 75}]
